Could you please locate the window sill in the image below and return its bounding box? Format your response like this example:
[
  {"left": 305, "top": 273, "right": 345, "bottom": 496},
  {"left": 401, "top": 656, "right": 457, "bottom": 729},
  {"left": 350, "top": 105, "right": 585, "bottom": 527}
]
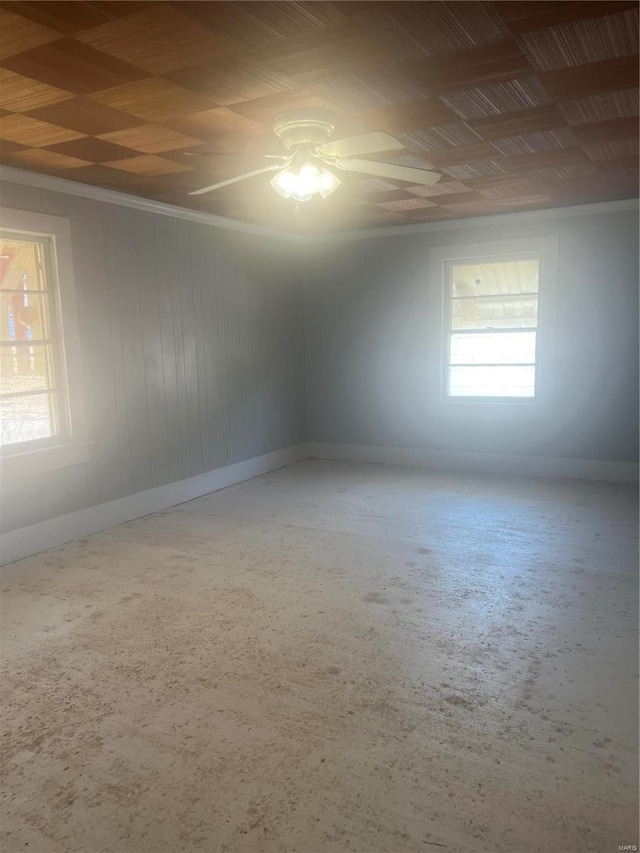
[
  {"left": 428, "top": 394, "right": 551, "bottom": 422},
  {"left": 0, "top": 440, "right": 91, "bottom": 481}
]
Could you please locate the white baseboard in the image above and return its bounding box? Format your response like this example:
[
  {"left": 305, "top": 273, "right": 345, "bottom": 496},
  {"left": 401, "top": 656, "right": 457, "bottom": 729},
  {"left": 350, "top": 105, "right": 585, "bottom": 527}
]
[
  {"left": 3, "top": 440, "right": 637, "bottom": 565},
  {"left": 0, "top": 444, "right": 307, "bottom": 566},
  {"left": 307, "top": 442, "right": 639, "bottom": 485}
]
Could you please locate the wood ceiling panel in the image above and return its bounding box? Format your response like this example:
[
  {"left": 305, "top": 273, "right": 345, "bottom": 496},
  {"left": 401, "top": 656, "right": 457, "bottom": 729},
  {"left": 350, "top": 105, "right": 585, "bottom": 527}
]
[
  {"left": 539, "top": 56, "right": 640, "bottom": 101},
  {"left": 438, "top": 76, "right": 552, "bottom": 120},
  {"left": 0, "top": 6, "right": 61, "bottom": 59},
  {"left": 358, "top": 188, "right": 411, "bottom": 203},
  {"left": 0, "top": 114, "right": 84, "bottom": 146},
  {"left": 255, "top": 25, "right": 386, "bottom": 83},
  {"left": 476, "top": 178, "right": 539, "bottom": 199},
  {"left": 507, "top": 147, "right": 589, "bottom": 172},
  {"left": 417, "top": 39, "right": 532, "bottom": 92},
  {"left": 490, "top": 127, "right": 577, "bottom": 156},
  {"left": 0, "top": 2, "right": 147, "bottom": 35},
  {"left": 77, "top": 5, "right": 236, "bottom": 75},
  {"left": 0, "top": 68, "right": 74, "bottom": 112},
  {"left": 2, "top": 38, "right": 148, "bottom": 95},
  {"left": 101, "top": 154, "right": 192, "bottom": 176},
  {"left": 583, "top": 137, "right": 639, "bottom": 161},
  {"left": 571, "top": 116, "right": 639, "bottom": 145},
  {"left": 168, "top": 107, "right": 266, "bottom": 139},
  {"left": 176, "top": 1, "right": 350, "bottom": 49},
  {"left": 98, "top": 124, "right": 203, "bottom": 154},
  {"left": 44, "top": 136, "right": 135, "bottom": 162},
  {"left": 407, "top": 180, "right": 473, "bottom": 197},
  {"left": 559, "top": 88, "right": 639, "bottom": 124},
  {"left": 443, "top": 160, "right": 511, "bottom": 180},
  {"left": 377, "top": 197, "right": 438, "bottom": 211},
  {"left": 168, "top": 55, "right": 293, "bottom": 106},
  {"left": 61, "top": 162, "right": 174, "bottom": 193},
  {"left": 525, "top": 162, "right": 598, "bottom": 181},
  {"left": 348, "top": 1, "right": 509, "bottom": 60},
  {"left": 0, "top": 0, "right": 636, "bottom": 231},
  {"left": 317, "top": 65, "right": 432, "bottom": 112},
  {"left": 593, "top": 156, "right": 639, "bottom": 174},
  {"left": 354, "top": 98, "right": 459, "bottom": 134},
  {"left": 26, "top": 97, "right": 140, "bottom": 135},
  {"left": 229, "top": 88, "right": 348, "bottom": 126},
  {"left": 89, "top": 79, "right": 219, "bottom": 123},
  {"left": 468, "top": 104, "right": 566, "bottom": 140},
  {"left": 517, "top": 9, "right": 639, "bottom": 73},
  {"left": 425, "top": 142, "right": 502, "bottom": 168},
  {"left": 0, "top": 138, "right": 28, "bottom": 156},
  {"left": 403, "top": 123, "right": 485, "bottom": 152},
  {"left": 9, "top": 147, "right": 91, "bottom": 170},
  {"left": 414, "top": 190, "right": 479, "bottom": 206},
  {"left": 496, "top": 1, "right": 638, "bottom": 35}
]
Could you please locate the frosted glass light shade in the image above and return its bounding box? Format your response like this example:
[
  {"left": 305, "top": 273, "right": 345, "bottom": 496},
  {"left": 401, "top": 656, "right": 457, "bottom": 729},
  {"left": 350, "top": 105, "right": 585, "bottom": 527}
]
[{"left": 271, "top": 163, "right": 341, "bottom": 201}]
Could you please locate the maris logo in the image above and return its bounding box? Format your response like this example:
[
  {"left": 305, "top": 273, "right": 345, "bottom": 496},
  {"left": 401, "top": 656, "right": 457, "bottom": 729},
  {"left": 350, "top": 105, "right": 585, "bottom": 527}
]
[{"left": 618, "top": 846, "right": 638, "bottom": 852}]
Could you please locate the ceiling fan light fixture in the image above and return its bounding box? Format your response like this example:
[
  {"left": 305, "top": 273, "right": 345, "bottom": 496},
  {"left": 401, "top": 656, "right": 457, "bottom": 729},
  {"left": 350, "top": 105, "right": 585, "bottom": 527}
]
[{"left": 271, "top": 162, "right": 340, "bottom": 202}]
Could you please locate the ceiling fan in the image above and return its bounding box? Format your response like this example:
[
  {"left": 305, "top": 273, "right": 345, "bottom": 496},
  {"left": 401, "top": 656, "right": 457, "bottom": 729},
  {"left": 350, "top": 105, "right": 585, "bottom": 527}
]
[{"left": 187, "top": 110, "right": 441, "bottom": 202}]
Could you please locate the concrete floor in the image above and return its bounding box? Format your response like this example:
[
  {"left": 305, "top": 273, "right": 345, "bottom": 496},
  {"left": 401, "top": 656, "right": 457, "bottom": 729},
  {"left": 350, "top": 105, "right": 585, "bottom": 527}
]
[{"left": 1, "top": 459, "right": 638, "bottom": 853}]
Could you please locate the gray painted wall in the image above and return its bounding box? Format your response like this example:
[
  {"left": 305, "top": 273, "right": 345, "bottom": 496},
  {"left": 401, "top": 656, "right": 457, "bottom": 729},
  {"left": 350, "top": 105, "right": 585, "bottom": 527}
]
[
  {"left": 0, "top": 181, "right": 306, "bottom": 534},
  {"left": 305, "top": 208, "right": 639, "bottom": 463},
  {"left": 2, "top": 183, "right": 637, "bottom": 539}
]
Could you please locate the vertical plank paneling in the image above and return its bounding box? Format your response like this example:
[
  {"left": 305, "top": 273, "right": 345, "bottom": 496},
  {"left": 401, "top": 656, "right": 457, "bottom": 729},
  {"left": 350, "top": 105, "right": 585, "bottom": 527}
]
[
  {"left": 212, "top": 228, "right": 231, "bottom": 465},
  {"left": 166, "top": 219, "right": 191, "bottom": 480},
  {"left": 73, "top": 196, "right": 120, "bottom": 507},
  {"left": 101, "top": 202, "right": 133, "bottom": 500},
  {"left": 200, "top": 228, "right": 225, "bottom": 470},
  {"left": 153, "top": 214, "right": 183, "bottom": 486},
  {"left": 134, "top": 210, "right": 170, "bottom": 488},
  {"left": 177, "top": 220, "right": 203, "bottom": 477},
  {"left": 221, "top": 235, "right": 245, "bottom": 462},
  {"left": 190, "top": 224, "right": 212, "bottom": 474},
  {"left": 1, "top": 179, "right": 307, "bottom": 536},
  {"left": 112, "top": 207, "right": 153, "bottom": 494}
]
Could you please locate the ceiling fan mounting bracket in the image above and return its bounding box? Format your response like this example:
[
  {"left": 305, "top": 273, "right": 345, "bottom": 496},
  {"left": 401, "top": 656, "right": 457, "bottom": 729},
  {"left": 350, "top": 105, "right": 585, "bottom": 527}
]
[{"left": 273, "top": 111, "right": 336, "bottom": 150}]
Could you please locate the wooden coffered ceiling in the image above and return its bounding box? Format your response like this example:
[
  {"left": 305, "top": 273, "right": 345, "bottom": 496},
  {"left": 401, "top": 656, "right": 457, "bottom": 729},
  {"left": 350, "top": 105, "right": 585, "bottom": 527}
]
[{"left": 0, "top": 1, "right": 638, "bottom": 232}]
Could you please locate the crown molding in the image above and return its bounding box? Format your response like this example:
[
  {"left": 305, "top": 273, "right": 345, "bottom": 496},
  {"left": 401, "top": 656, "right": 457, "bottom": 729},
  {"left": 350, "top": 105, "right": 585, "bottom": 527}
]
[
  {"left": 0, "top": 165, "right": 306, "bottom": 242},
  {"left": 1, "top": 165, "right": 637, "bottom": 244},
  {"left": 307, "top": 197, "right": 640, "bottom": 242}
]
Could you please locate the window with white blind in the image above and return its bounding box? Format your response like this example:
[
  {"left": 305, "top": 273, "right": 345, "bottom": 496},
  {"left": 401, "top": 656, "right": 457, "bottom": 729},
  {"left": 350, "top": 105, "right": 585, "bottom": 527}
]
[
  {"left": 444, "top": 255, "right": 541, "bottom": 400},
  {"left": 0, "top": 209, "right": 88, "bottom": 480}
]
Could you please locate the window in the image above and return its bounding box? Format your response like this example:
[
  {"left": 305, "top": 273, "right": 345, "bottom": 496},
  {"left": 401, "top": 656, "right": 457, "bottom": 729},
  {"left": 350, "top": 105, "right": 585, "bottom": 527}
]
[
  {"left": 0, "top": 209, "right": 88, "bottom": 480},
  {"left": 1, "top": 235, "right": 64, "bottom": 446},
  {"left": 444, "top": 255, "right": 540, "bottom": 399}
]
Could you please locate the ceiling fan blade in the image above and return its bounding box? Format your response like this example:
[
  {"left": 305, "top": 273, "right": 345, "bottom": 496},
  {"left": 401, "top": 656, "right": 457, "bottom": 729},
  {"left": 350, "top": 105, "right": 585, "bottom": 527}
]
[
  {"left": 189, "top": 164, "right": 284, "bottom": 196},
  {"left": 318, "top": 131, "right": 403, "bottom": 158},
  {"left": 184, "top": 151, "right": 290, "bottom": 160},
  {"left": 335, "top": 158, "right": 441, "bottom": 186}
]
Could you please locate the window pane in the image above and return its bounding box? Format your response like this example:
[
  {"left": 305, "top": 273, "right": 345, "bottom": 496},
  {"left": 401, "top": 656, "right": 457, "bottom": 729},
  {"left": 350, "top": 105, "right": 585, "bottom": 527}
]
[
  {"left": 451, "top": 294, "right": 538, "bottom": 330},
  {"left": 0, "top": 239, "right": 45, "bottom": 292},
  {"left": 0, "top": 344, "right": 53, "bottom": 395},
  {"left": 1, "top": 392, "right": 54, "bottom": 445},
  {"left": 449, "top": 365, "right": 536, "bottom": 398},
  {"left": 450, "top": 331, "right": 536, "bottom": 365},
  {"left": 0, "top": 292, "right": 49, "bottom": 342},
  {"left": 451, "top": 258, "right": 538, "bottom": 297}
]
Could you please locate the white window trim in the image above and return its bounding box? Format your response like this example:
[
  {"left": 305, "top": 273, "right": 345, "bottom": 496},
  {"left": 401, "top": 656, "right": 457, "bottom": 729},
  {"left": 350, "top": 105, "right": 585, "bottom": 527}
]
[
  {"left": 426, "top": 236, "right": 559, "bottom": 416},
  {"left": 0, "top": 208, "right": 90, "bottom": 480}
]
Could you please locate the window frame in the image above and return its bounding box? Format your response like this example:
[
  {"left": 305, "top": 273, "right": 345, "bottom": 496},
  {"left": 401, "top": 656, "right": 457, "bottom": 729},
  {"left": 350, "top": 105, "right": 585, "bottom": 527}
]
[
  {"left": 443, "top": 251, "right": 542, "bottom": 403},
  {"left": 0, "top": 208, "right": 89, "bottom": 480},
  {"left": 428, "top": 236, "right": 559, "bottom": 412}
]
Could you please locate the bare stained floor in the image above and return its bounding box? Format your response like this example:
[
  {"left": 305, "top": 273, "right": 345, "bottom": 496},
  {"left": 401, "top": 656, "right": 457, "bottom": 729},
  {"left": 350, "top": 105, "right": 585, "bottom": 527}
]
[{"left": 2, "top": 460, "right": 638, "bottom": 853}]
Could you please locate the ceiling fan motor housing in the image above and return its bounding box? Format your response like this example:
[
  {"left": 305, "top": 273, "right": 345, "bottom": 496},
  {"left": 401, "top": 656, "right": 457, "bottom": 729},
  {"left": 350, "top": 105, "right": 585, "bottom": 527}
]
[{"left": 273, "top": 111, "right": 336, "bottom": 150}]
